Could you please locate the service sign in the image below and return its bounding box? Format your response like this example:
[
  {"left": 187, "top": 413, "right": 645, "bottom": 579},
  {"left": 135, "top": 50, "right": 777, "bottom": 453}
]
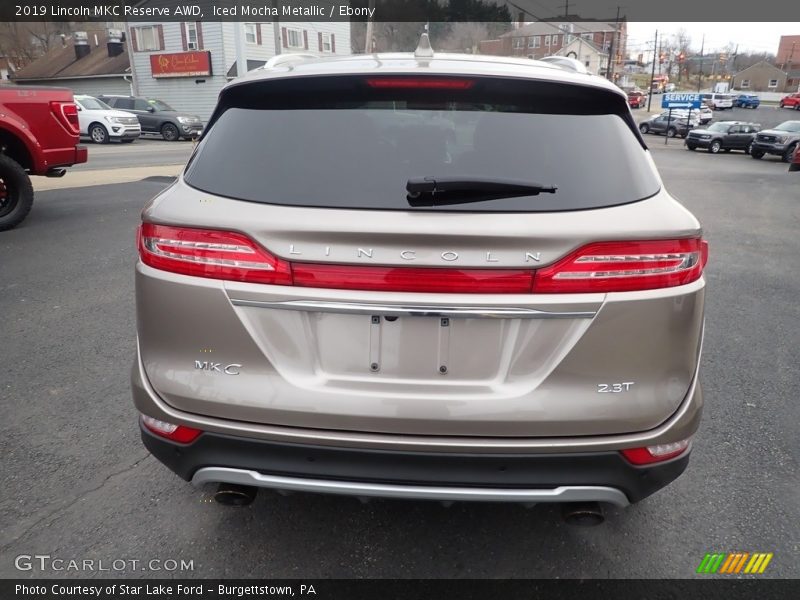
[
  {"left": 150, "top": 51, "right": 212, "bottom": 78},
  {"left": 661, "top": 93, "right": 702, "bottom": 110}
]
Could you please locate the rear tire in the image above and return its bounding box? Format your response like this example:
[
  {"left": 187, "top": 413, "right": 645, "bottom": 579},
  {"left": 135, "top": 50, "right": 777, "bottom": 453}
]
[
  {"left": 666, "top": 127, "right": 677, "bottom": 138},
  {"left": 161, "top": 123, "right": 180, "bottom": 142},
  {"left": 0, "top": 154, "right": 34, "bottom": 231},
  {"left": 639, "top": 123, "right": 650, "bottom": 134}
]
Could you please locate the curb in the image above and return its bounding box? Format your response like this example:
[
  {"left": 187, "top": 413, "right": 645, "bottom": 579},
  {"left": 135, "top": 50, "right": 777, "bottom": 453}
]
[{"left": 33, "top": 165, "right": 184, "bottom": 192}]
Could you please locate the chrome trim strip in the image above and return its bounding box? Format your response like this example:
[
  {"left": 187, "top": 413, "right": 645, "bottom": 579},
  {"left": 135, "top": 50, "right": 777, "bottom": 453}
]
[
  {"left": 229, "top": 299, "right": 596, "bottom": 319},
  {"left": 192, "top": 467, "right": 630, "bottom": 506}
]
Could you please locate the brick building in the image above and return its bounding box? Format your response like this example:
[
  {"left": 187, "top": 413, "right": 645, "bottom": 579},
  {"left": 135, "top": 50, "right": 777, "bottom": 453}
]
[{"left": 478, "top": 19, "right": 626, "bottom": 78}]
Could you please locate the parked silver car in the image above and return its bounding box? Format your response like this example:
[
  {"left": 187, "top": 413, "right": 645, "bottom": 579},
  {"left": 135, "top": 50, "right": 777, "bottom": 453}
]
[{"left": 132, "top": 43, "right": 708, "bottom": 520}]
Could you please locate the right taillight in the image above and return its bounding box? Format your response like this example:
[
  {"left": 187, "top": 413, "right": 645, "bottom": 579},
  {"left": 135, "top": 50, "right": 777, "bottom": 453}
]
[{"left": 533, "top": 238, "right": 708, "bottom": 293}]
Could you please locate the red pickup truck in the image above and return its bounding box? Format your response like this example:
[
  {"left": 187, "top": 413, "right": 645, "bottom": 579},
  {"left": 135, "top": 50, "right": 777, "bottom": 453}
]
[{"left": 0, "top": 86, "right": 88, "bottom": 230}]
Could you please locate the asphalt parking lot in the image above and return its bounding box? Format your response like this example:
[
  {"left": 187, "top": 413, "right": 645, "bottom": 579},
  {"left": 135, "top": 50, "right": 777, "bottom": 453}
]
[{"left": 0, "top": 144, "right": 798, "bottom": 579}]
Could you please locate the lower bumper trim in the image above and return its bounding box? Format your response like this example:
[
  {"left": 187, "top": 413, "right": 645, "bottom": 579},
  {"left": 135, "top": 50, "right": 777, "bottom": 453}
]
[{"left": 192, "top": 467, "right": 630, "bottom": 506}]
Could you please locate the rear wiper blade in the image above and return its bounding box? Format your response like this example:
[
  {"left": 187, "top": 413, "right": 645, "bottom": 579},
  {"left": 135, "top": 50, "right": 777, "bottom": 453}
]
[{"left": 406, "top": 176, "right": 557, "bottom": 207}]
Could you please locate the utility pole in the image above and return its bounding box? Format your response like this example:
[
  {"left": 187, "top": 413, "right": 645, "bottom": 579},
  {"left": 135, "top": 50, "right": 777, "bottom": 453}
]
[
  {"left": 606, "top": 5, "right": 620, "bottom": 81},
  {"left": 647, "top": 30, "right": 657, "bottom": 111},
  {"left": 364, "top": 0, "right": 376, "bottom": 53},
  {"left": 233, "top": 22, "right": 247, "bottom": 79},
  {"left": 272, "top": 0, "right": 281, "bottom": 56},
  {"left": 729, "top": 44, "right": 738, "bottom": 90},
  {"left": 697, "top": 34, "right": 705, "bottom": 92}
]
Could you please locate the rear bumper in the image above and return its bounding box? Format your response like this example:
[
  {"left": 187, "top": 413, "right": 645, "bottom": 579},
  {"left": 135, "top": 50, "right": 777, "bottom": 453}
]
[
  {"left": 39, "top": 144, "right": 88, "bottom": 171},
  {"left": 141, "top": 425, "right": 690, "bottom": 504}
]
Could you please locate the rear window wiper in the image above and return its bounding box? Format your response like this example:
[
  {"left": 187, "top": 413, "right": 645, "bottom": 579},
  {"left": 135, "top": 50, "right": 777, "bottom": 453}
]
[{"left": 406, "top": 176, "right": 557, "bottom": 207}]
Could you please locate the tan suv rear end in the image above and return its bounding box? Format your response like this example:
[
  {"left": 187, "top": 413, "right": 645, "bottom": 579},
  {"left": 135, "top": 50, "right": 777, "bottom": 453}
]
[{"left": 132, "top": 50, "right": 707, "bottom": 514}]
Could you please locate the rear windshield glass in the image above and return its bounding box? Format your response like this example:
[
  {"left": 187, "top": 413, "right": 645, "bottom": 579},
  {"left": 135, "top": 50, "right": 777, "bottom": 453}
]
[{"left": 184, "top": 77, "right": 660, "bottom": 212}]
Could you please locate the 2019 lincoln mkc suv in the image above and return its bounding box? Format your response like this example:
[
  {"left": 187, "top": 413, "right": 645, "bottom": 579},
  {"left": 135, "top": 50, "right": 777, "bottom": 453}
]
[{"left": 132, "top": 41, "right": 707, "bottom": 517}]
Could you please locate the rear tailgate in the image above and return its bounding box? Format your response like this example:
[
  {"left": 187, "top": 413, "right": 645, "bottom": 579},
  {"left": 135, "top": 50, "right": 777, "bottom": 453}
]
[{"left": 137, "top": 71, "right": 705, "bottom": 437}]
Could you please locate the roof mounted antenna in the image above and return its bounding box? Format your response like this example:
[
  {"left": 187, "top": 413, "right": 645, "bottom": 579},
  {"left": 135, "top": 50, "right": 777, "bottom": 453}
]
[{"left": 415, "top": 32, "right": 434, "bottom": 59}]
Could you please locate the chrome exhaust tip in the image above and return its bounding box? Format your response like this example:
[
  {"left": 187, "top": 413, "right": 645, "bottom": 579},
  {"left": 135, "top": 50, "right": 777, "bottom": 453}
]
[{"left": 214, "top": 482, "right": 258, "bottom": 506}]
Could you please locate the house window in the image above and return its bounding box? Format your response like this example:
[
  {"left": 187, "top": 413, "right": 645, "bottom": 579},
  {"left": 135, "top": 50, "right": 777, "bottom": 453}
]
[
  {"left": 512, "top": 37, "right": 523, "bottom": 50},
  {"left": 565, "top": 34, "right": 575, "bottom": 44},
  {"left": 544, "top": 35, "right": 551, "bottom": 46},
  {"left": 183, "top": 22, "right": 198, "bottom": 50},
  {"left": 245, "top": 23, "right": 258, "bottom": 44},
  {"left": 529, "top": 36, "right": 540, "bottom": 48},
  {"left": 287, "top": 28, "right": 304, "bottom": 48},
  {"left": 582, "top": 33, "right": 593, "bottom": 40},
  {"left": 552, "top": 34, "right": 559, "bottom": 46},
  {"left": 768, "top": 79, "right": 778, "bottom": 88},
  {"left": 134, "top": 25, "right": 160, "bottom": 51},
  {"left": 321, "top": 32, "right": 332, "bottom": 53},
  {"left": 741, "top": 79, "right": 750, "bottom": 89}
]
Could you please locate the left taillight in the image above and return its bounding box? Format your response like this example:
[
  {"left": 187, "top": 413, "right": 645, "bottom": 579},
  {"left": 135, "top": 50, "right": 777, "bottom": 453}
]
[
  {"left": 50, "top": 101, "right": 80, "bottom": 136},
  {"left": 533, "top": 238, "right": 708, "bottom": 293},
  {"left": 140, "top": 414, "right": 202, "bottom": 444},
  {"left": 137, "top": 223, "right": 293, "bottom": 285}
]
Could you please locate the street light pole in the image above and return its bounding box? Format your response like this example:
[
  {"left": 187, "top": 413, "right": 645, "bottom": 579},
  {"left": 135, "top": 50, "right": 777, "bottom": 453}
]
[{"left": 647, "top": 29, "right": 657, "bottom": 112}]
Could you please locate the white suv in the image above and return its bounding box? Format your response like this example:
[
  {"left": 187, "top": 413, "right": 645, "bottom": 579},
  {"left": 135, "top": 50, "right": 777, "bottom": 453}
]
[
  {"left": 701, "top": 93, "right": 733, "bottom": 111},
  {"left": 74, "top": 95, "right": 141, "bottom": 144}
]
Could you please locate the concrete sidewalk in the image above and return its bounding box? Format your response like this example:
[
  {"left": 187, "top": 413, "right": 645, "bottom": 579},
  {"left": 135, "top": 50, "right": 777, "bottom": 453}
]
[{"left": 33, "top": 165, "right": 183, "bottom": 192}]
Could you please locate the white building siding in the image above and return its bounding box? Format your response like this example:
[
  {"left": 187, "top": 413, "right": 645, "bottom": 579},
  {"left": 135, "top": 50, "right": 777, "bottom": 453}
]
[
  {"left": 128, "top": 21, "right": 351, "bottom": 122},
  {"left": 129, "top": 22, "right": 228, "bottom": 122}
]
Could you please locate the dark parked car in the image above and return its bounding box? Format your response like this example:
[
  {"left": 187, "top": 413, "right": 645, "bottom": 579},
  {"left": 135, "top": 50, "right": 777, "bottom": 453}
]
[
  {"left": 639, "top": 113, "right": 693, "bottom": 138},
  {"left": 734, "top": 94, "right": 760, "bottom": 109},
  {"left": 97, "top": 95, "right": 203, "bottom": 141},
  {"left": 750, "top": 120, "right": 800, "bottom": 162},
  {"left": 685, "top": 121, "right": 760, "bottom": 154}
]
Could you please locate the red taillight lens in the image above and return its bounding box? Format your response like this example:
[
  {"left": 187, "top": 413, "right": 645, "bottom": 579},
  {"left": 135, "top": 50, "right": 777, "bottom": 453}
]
[
  {"left": 138, "top": 223, "right": 292, "bottom": 285},
  {"left": 139, "top": 225, "right": 707, "bottom": 294},
  {"left": 292, "top": 263, "right": 534, "bottom": 294},
  {"left": 141, "top": 414, "right": 202, "bottom": 444},
  {"left": 621, "top": 439, "right": 691, "bottom": 465},
  {"left": 50, "top": 101, "right": 80, "bottom": 135},
  {"left": 365, "top": 77, "right": 475, "bottom": 90},
  {"left": 533, "top": 238, "right": 708, "bottom": 293}
]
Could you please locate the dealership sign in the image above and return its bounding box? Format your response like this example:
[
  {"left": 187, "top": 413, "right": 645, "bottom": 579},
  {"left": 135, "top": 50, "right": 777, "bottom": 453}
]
[
  {"left": 150, "top": 51, "right": 212, "bottom": 78},
  {"left": 661, "top": 93, "right": 702, "bottom": 110}
]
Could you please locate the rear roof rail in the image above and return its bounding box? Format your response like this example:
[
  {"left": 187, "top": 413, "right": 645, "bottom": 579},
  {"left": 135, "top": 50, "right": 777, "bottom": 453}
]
[
  {"left": 262, "top": 53, "right": 320, "bottom": 70},
  {"left": 539, "top": 56, "right": 589, "bottom": 75}
]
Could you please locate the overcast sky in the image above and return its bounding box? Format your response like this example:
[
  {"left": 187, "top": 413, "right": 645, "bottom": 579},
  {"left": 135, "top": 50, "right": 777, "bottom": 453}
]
[{"left": 626, "top": 23, "right": 797, "bottom": 56}]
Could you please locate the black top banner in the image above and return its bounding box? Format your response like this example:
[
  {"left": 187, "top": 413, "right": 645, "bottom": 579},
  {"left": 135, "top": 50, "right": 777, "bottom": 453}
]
[
  {"left": 3, "top": 579, "right": 799, "bottom": 600},
  {"left": 3, "top": 0, "right": 800, "bottom": 22}
]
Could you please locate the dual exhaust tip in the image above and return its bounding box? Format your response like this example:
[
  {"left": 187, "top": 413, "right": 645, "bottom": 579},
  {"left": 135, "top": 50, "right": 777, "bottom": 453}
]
[{"left": 213, "top": 483, "right": 606, "bottom": 525}]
